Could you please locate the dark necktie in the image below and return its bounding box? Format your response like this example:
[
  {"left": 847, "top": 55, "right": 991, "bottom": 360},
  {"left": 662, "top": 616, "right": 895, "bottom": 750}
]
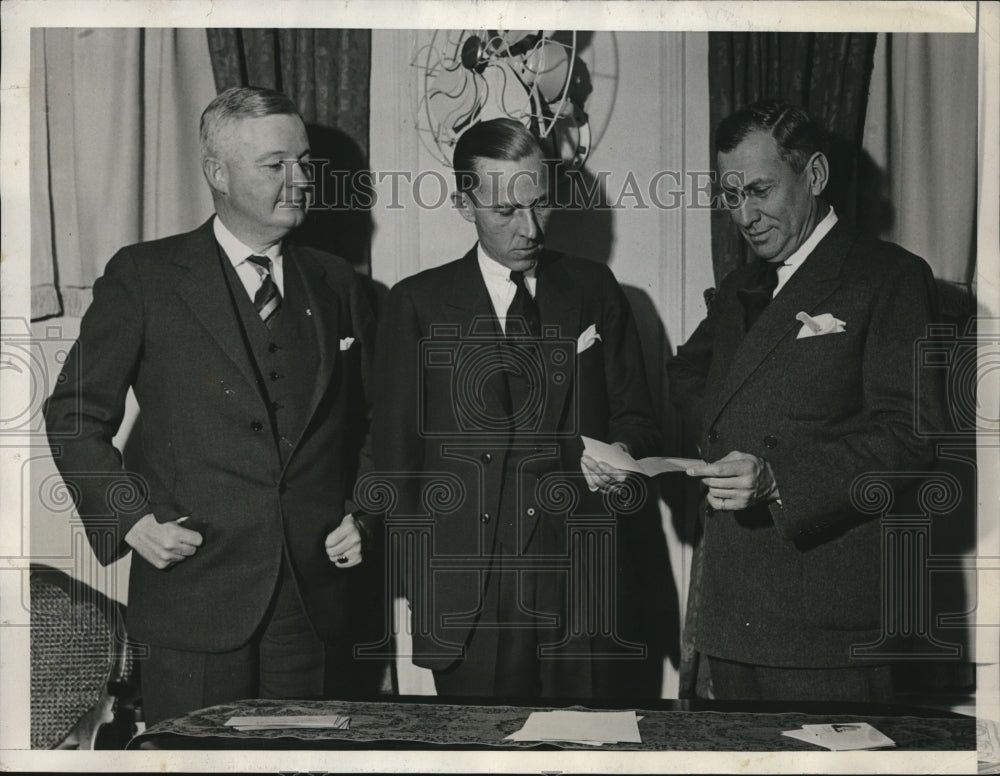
[
  {"left": 506, "top": 270, "right": 541, "bottom": 338},
  {"left": 246, "top": 255, "right": 282, "bottom": 328},
  {"left": 738, "top": 260, "right": 782, "bottom": 331}
]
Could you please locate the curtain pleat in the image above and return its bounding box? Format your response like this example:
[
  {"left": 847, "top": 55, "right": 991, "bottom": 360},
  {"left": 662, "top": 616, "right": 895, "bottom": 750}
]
[
  {"left": 862, "top": 33, "right": 978, "bottom": 291},
  {"left": 30, "top": 28, "right": 216, "bottom": 320}
]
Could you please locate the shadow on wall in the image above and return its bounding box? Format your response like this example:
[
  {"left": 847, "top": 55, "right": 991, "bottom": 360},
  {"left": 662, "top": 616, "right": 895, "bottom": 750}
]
[{"left": 292, "top": 123, "right": 391, "bottom": 321}]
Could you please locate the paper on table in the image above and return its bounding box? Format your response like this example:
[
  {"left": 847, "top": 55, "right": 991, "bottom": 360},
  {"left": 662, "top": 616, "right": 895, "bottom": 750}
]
[
  {"left": 504, "top": 710, "right": 641, "bottom": 744},
  {"left": 582, "top": 436, "right": 703, "bottom": 477},
  {"left": 224, "top": 714, "right": 350, "bottom": 730},
  {"left": 781, "top": 722, "right": 895, "bottom": 750}
]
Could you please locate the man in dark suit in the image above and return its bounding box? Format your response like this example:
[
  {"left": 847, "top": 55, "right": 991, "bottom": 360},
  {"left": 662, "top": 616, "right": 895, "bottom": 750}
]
[
  {"left": 668, "top": 100, "right": 941, "bottom": 701},
  {"left": 371, "top": 119, "right": 660, "bottom": 697},
  {"left": 44, "top": 87, "right": 379, "bottom": 723}
]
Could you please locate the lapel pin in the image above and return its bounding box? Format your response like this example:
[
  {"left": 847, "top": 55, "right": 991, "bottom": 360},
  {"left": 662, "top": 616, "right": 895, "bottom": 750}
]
[{"left": 305, "top": 308, "right": 313, "bottom": 316}]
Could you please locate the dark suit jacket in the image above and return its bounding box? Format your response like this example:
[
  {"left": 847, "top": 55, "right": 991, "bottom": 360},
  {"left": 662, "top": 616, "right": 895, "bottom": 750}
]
[
  {"left": 371, "top": 247, "right": 660, "bottom": 670},
  {"left": 668, "top": 221, "right": 942, "bottom": 667},
  {"left": 44, "top": 218, "right": 377, "bottom": 653}
]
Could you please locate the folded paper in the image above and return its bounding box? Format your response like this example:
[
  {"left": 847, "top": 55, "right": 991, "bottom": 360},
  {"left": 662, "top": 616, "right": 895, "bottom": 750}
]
[
  {"left": 224, "top": 714, "right": 350, "bottom": 731},
  {"left": 504, "top": 710, "right": 641, "bottom": 744},
  {"left": 582, "top": 435, "right": 703, "bottom": 477}
]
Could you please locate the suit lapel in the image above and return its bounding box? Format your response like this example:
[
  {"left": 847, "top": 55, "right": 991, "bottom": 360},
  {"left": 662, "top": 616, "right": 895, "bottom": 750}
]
[
  {"left": 174, "top": 219, "right": 261, "bottom": 392},
  {"left": 290, "top": 244, "right": 342, "bottom": 446},
  {"left": 705, "top": 222, "right": 854, "bottom": 426},
  {"left": 535, "top": 252, "right": 581, "bottom": 433}
]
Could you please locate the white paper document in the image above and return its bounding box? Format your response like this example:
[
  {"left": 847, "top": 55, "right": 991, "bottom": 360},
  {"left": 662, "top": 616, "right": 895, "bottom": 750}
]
[
  {"left": 582, "top": 435, "right": 703, "bottom": 477},
  {"left": 504, "top": 710, "right": 642, "bottom": 744},
  {"left": 781, "top": 722, "right": 895, "bottom": 750},
  {"left": 224, "top": 714, "right": 350, "bottom": 731}
]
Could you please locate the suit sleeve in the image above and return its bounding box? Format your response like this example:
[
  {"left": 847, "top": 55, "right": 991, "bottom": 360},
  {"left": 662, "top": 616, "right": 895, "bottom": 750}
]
[
  {"left": 370, "top": 282, "right": 425, "bottom": 520},
  {"left": 598, "top": 266, "right": 661, "bottom": 459},
  {"left": 343, "top": 272, "right": 381, "bottom": 546},
  {"left": 666, "top": 292, "right": 722, "bottom": 443},
  {"left": 767, "top": 256, "right": 943, "bottom": 539},
  {"left": 43, "top": 249, "right": 152, "bottom": 564}
]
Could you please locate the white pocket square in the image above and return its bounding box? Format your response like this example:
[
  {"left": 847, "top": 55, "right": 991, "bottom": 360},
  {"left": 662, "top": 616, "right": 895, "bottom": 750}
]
[
  {"left": 577, "top": 324, "right": 602, "bottom": 354},
  {"left": 796, "top": 312, "right": 846, "bottom": 339},
  {"left": 339, "top": 336, "right": 356, "bottom": 351}
]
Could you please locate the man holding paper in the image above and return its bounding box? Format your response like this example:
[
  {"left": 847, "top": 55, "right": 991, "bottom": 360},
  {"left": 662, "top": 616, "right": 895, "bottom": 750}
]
[
  {"left": 372, "top": 119, "right": 660, "bottom": 697},
  {"left": 668, "top": 100, "right": 941, "bottom": 701}
]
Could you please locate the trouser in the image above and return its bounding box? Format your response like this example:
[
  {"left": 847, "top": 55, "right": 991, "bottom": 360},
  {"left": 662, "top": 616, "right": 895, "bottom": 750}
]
[
  {"left": 139, "top": 556, "right": 328, "bottom": 725},
  {"left": 707, "top": 655, "right": 894, "bottom": 703},
  {"left": 431, "top": 536, "right": 600, "bottom": 699}
]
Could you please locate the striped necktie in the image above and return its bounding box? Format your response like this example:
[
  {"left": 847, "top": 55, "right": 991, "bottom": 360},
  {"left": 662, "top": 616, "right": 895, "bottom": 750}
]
[{"left": 246, "top": 255, "right": 281, "bottom": 328}]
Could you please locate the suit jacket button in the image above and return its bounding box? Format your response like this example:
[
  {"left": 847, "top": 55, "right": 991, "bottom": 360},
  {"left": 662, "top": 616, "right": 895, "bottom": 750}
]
[
  {"left": 480, "top": 512, "right": 490, "bottom": 523},
  {"left": 268, "top": 343, "right": 280, "bottom": 353},
  {"left": 764, "top": 434, "right": 778, "bottom": 448},
  {"left": 269, "top": 371, "right": 282, "bottom": 381},
  {"left": 250, "top": 420, "right": 264, "bottom": 431},
  {"left": 481, "top": 452, "right": 492, "bottom": 464},
  {"left": 708, "top": 429, "right": 719, "bottom": 443}
]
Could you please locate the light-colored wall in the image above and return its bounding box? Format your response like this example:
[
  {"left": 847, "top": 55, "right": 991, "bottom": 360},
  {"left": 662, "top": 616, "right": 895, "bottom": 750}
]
[{"left": 369, "top": 30, "right": 713, "bottom": 698}]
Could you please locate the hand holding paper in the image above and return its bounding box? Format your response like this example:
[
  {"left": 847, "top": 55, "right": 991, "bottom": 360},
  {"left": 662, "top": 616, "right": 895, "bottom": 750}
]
[{"left": 581, "top": 436, "right": 704, "bottom": 479}]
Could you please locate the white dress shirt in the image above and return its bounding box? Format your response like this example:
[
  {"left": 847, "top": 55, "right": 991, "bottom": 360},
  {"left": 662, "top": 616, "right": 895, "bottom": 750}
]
[
  {"left": 773, "top": 206, "right": 838, "bottom": 296},
  {"left": 213, "top": 216, "right": 285, "bottom": 299},
  {"left": 476, "top": 243, "right": 537, "bottom": 334}
]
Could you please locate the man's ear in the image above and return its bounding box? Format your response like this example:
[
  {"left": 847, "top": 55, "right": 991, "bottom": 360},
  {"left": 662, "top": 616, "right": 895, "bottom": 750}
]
[
  {"left": 806, "top": 151, "right": 829, "bottom": 197},
  {"left": 453, "top": 190, "right": 477, "bottom": 224},
  {"left": 202, "top": 157, "right": 228, "bottom": 196}
]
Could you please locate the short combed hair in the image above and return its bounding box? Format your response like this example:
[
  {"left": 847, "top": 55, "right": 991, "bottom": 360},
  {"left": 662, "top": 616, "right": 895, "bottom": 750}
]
[
  {"left": 199, "top": 86, "right": 301, "bottom": 160},
  {"left": 452, "top": 118, "right": 543, "bottom": 192},
  {"left": 715, "top": 99, "right": 829, "bottom": 173}
]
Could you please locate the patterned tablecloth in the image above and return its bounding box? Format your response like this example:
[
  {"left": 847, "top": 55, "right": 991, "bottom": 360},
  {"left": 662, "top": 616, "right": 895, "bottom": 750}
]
[{"left": 128, "top": 698, "right": 976, "bottom": 751}]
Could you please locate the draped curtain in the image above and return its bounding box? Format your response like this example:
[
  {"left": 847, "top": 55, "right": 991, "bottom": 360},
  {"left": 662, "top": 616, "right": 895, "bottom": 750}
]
[
  {"left": 205, "top": 29, "right": 373, "bottom": 271},
  {"left": 707, "top": 33, "right": 878, "bottom": 283},
  {"left": 861, "top": 33, "right": 978, "bottom": 310},
  {"left": 30, "top": 28, "right": 216, "bottom": 320}
]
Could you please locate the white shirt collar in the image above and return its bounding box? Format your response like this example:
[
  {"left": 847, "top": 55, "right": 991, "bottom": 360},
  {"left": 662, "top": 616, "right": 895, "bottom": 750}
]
[
  {"left": 475, "top": 242, "right": 537, "bottom": 333},
  {"left": 783, "top": 206, "right": 837, "bottom": 272},
  {"left": 774, "top": 206, "right": 837, "bottom": 294},
  {"left": 213, "top": 215, "right": 283, "bottom": 268},
  {"left": 476, "top": 242, "right": 536, "bottom": 284}
]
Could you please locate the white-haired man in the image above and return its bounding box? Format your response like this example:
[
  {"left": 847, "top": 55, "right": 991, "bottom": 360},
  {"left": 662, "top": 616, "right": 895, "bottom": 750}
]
[{"left": 45, "top": 86, "right": 379, "bottom": 722}]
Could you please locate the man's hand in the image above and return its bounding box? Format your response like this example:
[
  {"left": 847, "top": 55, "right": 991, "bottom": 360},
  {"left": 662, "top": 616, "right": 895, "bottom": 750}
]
[
  {"left": 325, "top": 514, "right": 363, "bottom": 568},
  {"left": 124, "top": 513, "right": 203, "bottom": 570},
  {"left": 685, "top": 451, "right": 780, "bottom": 511},
  {"left": 581, "top": 442, "right": 630, "bottom": 493}
]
